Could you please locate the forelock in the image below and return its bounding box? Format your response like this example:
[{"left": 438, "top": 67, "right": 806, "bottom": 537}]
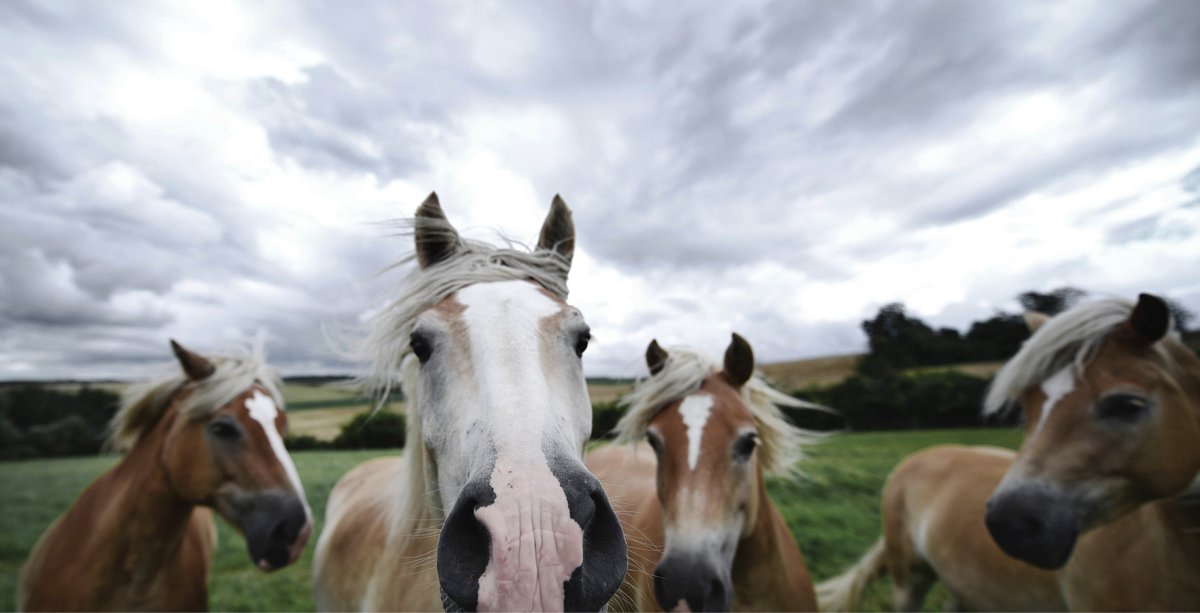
[
  {"left": 109, "top": 346, "right": 282, "bottom": 452},
  {"left": 984, "top": 297, "right": 1180, "bottom": 415},
  {"left": 347, "top": 220, "right": 570, "bottom": 406},
  {"left": 613, "top": 345, "right": 826, "bottom": 475}
]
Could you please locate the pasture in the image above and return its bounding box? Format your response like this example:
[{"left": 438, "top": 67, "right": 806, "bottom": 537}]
[{"left": 0, "top": 428, "right": 1021, "bottom": 612}]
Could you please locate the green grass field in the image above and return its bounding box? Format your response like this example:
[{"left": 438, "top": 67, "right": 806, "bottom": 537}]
[{"left": 0, "top": 429, "right": 1022, "bottom": 612}]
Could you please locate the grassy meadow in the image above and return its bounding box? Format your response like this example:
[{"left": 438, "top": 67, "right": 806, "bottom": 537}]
[{"left": 0, "top": 428, "right": 1022, "bottom": 612}]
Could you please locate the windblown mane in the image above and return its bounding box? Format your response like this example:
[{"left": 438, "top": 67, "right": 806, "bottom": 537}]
[
  {"left": 984, "top": 298, "right": 1178, "bottom": 415},
  {"left": 349, "top": 223, "right": 570, "bottom": 537},
  {"left": 354, "top": 225, "right": 569, "bottom": 404},
  {"left": 612, "top": 346, "right": 824, "bottom": 475},
  {"left": 109, "top": 346, "right": 283, "bottom": 452}
]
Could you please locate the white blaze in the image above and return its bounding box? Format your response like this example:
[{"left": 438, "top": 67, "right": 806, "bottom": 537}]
[
  {"left": 455, "top": 280, "right": 585, "bottom": 612},
  {"left": 245, "top": 391, "right": 309, "bottom": 510},
  {"left": 1034, "top": 366, "right": 1076, "bottom": 435},
  {"left": 679, "top": 394, "right": 714, "bottom": 471}
]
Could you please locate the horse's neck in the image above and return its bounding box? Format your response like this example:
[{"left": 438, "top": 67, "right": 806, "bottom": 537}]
[
  {"left": 89, "top": 422, "right": 197, "bottom": 600},
  {"left": 730, "top": 476, "right": 814, "bottom": 610},
  {"left": 1142, "top": 496, "right": 1200, "bottom": 569},
  {"left": 1065, "top": 497, "right": 1200, "bottom": 610},
  {"left": 366, "top": 452, "right": 444, "bottom": 611}
]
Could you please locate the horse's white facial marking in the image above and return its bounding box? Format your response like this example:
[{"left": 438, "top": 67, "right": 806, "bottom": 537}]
[
  {"left": 1035, "top": 366, "right": 1076, "bottom": 435},
  {"left": 679, "top": 394, "right": 714, "bottom": 471},
  {"left": 451, "top": 281, "right": 586, "bottom": 611},
  {"left": 456, "top": 281, "right": 566, "bottom": 459},
  {"left": 245, "top": 391, "right": 308, "bottom": 508}
]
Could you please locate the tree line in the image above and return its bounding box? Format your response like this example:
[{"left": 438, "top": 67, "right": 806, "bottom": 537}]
[
  {"left": 0, "top": 385, "right": 409, "bottom": 459},
  {"left": 3, "top": 288, "right": 1194, "bottom": 455},
  {"left": 786, "top": 288, "right": 1195, "bottom": 432}
]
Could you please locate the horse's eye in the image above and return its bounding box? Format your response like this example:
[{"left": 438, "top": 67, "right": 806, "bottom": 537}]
[
  {"left": 645, "top": 432, "right": 662, "bottom": 454},
  {"left": 733, "top": 432, "right": 758, "bottom": 459},
  {"left": 1095, "top": 393, "right": 1152, "bottom": 424},
  {"left": 209, "top": 419, "right": 241, "bottom": 441},
  {"left": 574, "top": 329, "right": 591, "bottom": 358},
  {"left": 410, "top": 332, "right": 433, "bottom": 364}
]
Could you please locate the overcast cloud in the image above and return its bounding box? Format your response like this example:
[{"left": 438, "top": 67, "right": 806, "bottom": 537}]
[{"left": 2, "top": 1, "right": 1198, "bottom": 380}]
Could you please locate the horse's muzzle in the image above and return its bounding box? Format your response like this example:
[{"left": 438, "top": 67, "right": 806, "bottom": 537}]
[
  {"left": 654, "top": 552, "right": 732, "bottom": 612},
  {"left": 985, "top": 485, "right": 1081, "bottom": 570},
  {"left": 238, "top": 490, "right": 312, "bottom": 571},
  {"left": 437, "top": 461, "right": 627, "bottom": 611}
]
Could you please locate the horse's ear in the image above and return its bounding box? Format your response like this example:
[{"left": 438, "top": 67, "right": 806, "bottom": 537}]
[
  {"left": 1023, "top": 311, "right": 1050, "bottom": 333},
  {"left": 1127, "top": 293, "right": 1171, "bottom": 344},
  {"left": 646, "top": 339, "right": 668, "bottom": 376},
  {"left": 537, "top": 195, "right": 575, "bottom": 267},
  {"left": 414, "top": 192, "right": 462, "bottom": 269},
  {"left": 723, "top": 333, "right": 754, "bottom": 388},
  {"left": 170, "top": 339, "right": 215, "bottom": 381}
]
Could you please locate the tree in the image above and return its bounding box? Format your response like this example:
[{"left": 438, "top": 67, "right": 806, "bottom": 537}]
[
  {"left": 860, "top": 303, "right": 940, "bottom": 370},
  {"left": 333, "top": 411, "right": 406, "bottom": 449},
  {"left": 964, "top": 313, "right": 1029, "bottom": 360},
  {"left": 1017, "top": 287, "right": 1086, "bottom": 315}
]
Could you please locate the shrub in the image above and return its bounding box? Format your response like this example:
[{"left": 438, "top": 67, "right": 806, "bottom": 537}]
[
  {"left": 27, "top": 414, "right": 99, "bottom": 457},
  {"left": 333, "top": 411, "right": 406, "bottom": 449},
  {"left": 284, "top": 434, "right": 333, "bottom": 451},
  {"left": 591, "top": 400, "right": 624, "bottom": 440},
  {"left": 0, "top": 385, "right": 119, "bottom": 458},
  {"left": 794, "top": 371, "right": 1004, "bottom": 432}
]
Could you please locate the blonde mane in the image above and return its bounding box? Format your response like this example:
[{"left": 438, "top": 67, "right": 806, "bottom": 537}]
[
  {"left": 109, "top": 346, "right": 283, "bottom": 452},
  {"left": 349, "top": 224, "right": 571, "bottom": 538},
  {"left": 984, "top": 298, "right": 1179, "bottom": 415},
  {"left": 352, "top": 223, "right": 570, "bottom": 405},
  {"left": 612, "top": 346, "right": 825, "bottom": 475}
]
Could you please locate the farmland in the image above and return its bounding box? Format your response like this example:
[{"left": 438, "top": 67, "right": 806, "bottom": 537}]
[{"left": 0, "top": 428, "right": 1021, "bottom": 612}]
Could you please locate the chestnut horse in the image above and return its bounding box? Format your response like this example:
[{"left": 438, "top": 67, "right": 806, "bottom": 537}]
[
  {"left": 820, "top": 294, "right": 1200, "bottom": 611},
  {"left": 815, "top": 444, "right": 1062, "bottom": 612},
  {"left": 982, "top": 293, "right": 1200, "bottom": 610},
  {"left": 18, "top": 340, "right": 312, "bottom": 611},
  {"left": 588, "top": 334, "right": 821, "bottom": 611},
  {"left": 313, "top": 194, "right": 627, "bottom": 611}
]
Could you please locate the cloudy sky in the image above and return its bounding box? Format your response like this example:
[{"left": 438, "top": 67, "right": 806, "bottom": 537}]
[{"left": 2, "top": 1, "right": 1198, "bottom": 380}]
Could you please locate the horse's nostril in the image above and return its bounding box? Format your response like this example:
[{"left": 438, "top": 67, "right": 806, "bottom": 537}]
[
  {"left": 1020, "top": 516, "right": 1044, "bottom": 539},
  {"left": 564, "top": 479, "right": 628, "bottom": 611},
  {"left": 271, "top": 520, "right": 289, "bottom": 543},
  {"left": 576, "top": 489, "right": 599, "bottom": 528},
  {"left": 437, "top": 486, "right": 494, "bottom": 611}
]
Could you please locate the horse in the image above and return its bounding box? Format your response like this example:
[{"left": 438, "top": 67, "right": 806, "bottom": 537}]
[
  {"left": 18, "top": 340, "right": 312, "bottom": 611},
  {"left": 312, "top": 193, "right": 627, "bottom": 612},
  {"left": 814, "top": 443, "right": 1063, "bottom": 612},
  {"left": 981, "top": 293, "right": 1200, "bottom": 610},
  {"left": 819, "top": 293, "right": 1200, "bottom": 611},
  {"left": 587, "top": 334, "right": 821, "bottom": 611}
]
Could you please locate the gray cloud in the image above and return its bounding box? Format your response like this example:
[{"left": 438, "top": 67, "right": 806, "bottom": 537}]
[{"left": 1, "top": 1, "right": 1198, "bottom": 380}]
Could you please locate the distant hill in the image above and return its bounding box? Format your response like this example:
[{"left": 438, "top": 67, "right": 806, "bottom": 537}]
[{"left": 759, "top": 354, "right": 863, "bottom": 391}]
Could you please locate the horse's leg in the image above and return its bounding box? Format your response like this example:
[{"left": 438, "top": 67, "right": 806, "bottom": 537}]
[
  {"left": 942, "top": 593, "right": 966, "bottom": 613},
  {"left": 889, "top": 562, "right": 936, "bottom": 613}
]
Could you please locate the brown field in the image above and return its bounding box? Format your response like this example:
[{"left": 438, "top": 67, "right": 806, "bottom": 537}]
[
  {"left": 760, "top": 353, "right": 864, "bottom": 390},
  {"left": 281, "top": 382, "right": 364, "bottom": 405},
  {"left": 287, "top": 402, "right": 407, "bottom": 441},
  {"left": 909, "top": 360, "right": 1006, "bottom": 379},
  {"left": 43, "top": 381, "right": 128, "bottom": 395},
  {"left": 587, "top": 381, "right": 633, "bottom": 404}
]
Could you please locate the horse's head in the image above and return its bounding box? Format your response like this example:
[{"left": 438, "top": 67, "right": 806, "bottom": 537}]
[
  {"left": 984, "top": 294, "right": 1200, "bottom": 570},
  {"left": 615, "top": 334, "right": 813, "bottom": 612},
  {"left": 398, "top": 195, "right": 625, "bottom": 611},
  {"left": 156, "top": 341, "right": 312, "bottom": 572},
  {"left": 644, "top": 334, "right": 763, "bottom": 611}
]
